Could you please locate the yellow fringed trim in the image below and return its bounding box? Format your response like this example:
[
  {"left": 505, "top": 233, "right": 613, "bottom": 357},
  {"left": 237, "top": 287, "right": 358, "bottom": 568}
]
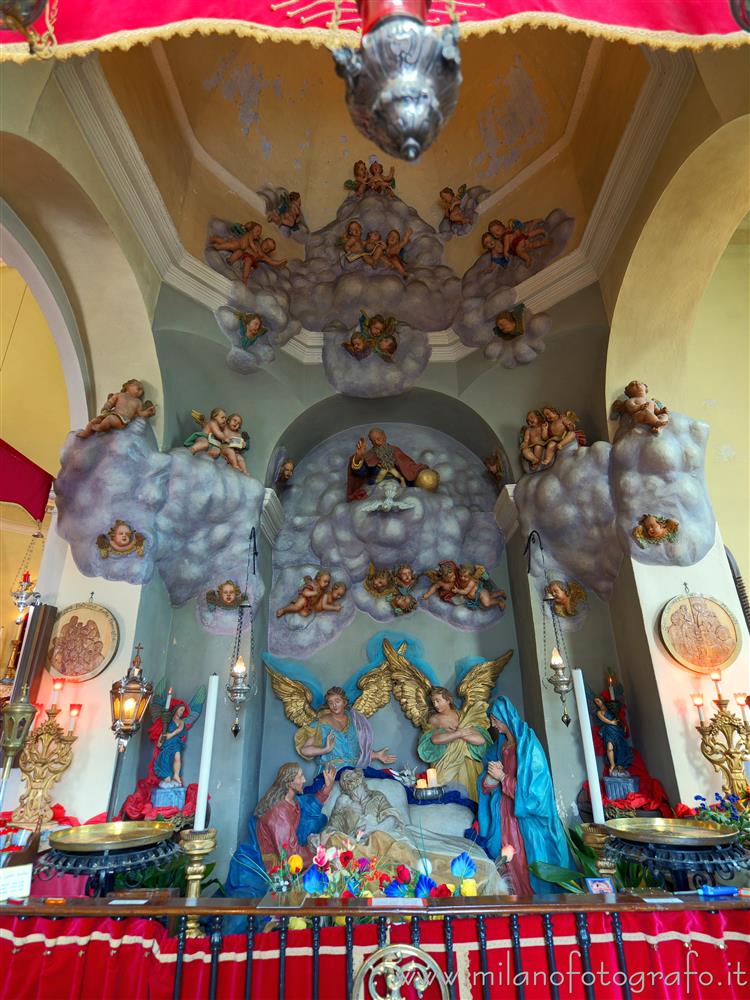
[{"left": 0, "top": 11, "right": 747, "bottom": 64}]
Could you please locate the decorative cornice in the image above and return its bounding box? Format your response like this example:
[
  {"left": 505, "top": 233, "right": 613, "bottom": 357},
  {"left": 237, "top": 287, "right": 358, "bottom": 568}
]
[
  {"left": 54, "top": 46, "right": 693, "bottom": 364},
  {"left": 260, "top": 488, "right": 285, "bottom": 546}
]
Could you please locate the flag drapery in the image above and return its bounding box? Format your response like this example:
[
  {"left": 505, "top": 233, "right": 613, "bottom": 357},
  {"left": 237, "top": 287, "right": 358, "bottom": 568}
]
[{"left": 0, "top": 0, "right": 747, "bottom": 61}]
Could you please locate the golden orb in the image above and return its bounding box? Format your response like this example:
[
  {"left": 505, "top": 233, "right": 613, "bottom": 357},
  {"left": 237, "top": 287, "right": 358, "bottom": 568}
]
[{"left": 415, "top": 468, "right": 440, "bottom": 492}]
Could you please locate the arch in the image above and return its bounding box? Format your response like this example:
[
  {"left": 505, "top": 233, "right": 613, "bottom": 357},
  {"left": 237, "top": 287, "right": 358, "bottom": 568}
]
[
  {"left": 0, "top": 133, "right": 164, "bottom": 442},
  {"left": 265, "top": 388, "right": 512, "bottom": 485},
  {"left": 606, "top": 115, "right": 750, "bottom": 412}
]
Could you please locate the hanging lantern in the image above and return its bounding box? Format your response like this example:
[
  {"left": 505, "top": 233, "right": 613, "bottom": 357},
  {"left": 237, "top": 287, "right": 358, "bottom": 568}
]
[
  {"left": 0, "top": 0, "right": 59, "bottom": 55},
  {"left": 109, "top": 645, "right": 153, "bottom": 745},
  {"left": 333, "top": 0, "right": 462, "bottom": 161},
  {"left": 729, "top": 1, "right": 750, "bottom": 31}
]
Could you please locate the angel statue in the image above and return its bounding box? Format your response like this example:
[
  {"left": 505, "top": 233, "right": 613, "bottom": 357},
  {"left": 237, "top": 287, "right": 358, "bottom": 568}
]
[
  {"left": 588, "top": 683, "right": 633, "bottom": 777},
  {"left": 148, "top": 678, "right": 207, "bottom": 787},
  {"left": 265, "top": 663, "right": 396, "bottom": 774},
  {"left": 384, "top": 639, "right": 513, "bottom": 801}
]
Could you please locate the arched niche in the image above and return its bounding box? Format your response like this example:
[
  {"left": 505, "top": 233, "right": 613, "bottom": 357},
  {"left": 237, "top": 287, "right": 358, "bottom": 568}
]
[
  {"left": 0, "top": 133, "right": 165, "bottom": 442},
  {"left": 265, "top": 388, "right": 512, "bottom": 485}
]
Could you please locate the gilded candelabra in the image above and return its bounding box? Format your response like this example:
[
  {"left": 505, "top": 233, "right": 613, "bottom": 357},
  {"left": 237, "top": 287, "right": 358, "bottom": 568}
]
[
  {"left": 179, "top": 827, "right": 217, "bottom": 937},
  {"left": 12, "top": 706, "right": 76, "bottom": 827},
  {"left": 692, "top": 690, "right": 750, "bottom": 807}
]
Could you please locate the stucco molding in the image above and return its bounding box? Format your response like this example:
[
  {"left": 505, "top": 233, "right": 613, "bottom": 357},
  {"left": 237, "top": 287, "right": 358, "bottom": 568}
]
[{"left": 54, "top": 47, "right": 693, "bottom": 364}]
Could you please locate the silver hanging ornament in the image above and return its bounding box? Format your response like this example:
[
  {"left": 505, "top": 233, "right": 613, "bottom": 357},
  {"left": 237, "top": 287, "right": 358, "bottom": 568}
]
[{"left": 333, "top": 0, "right": 462, "bottom": 161}]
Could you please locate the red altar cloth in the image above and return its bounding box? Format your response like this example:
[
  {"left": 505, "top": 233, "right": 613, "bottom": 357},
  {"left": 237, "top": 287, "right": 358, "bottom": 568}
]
[
  {"left": 0, "top": 0, "right": 746, "bottom": 59},
  {"left": 2, "top": 907, "right": 749, "bottom": 998}
]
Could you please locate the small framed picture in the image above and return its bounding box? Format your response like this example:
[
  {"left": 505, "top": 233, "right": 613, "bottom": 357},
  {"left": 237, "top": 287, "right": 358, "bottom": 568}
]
[{"left": 585, "top": 877, "right": 616, "bottom": 895}]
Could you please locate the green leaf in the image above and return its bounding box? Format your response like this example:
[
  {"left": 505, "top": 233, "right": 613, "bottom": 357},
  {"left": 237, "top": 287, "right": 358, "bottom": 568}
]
[{"left": 529, "top": 861, "right": 585, "bottom": 893}]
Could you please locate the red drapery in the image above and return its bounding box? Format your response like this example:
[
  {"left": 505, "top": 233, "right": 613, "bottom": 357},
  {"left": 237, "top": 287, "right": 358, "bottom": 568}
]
[
  {"left": 0, "top": 439, "right": 53, "bottom": 523},
  {"left": 1, "top": 909, "right": 749, "bottom": 999},
  {"left": 0, "top": 0, "right": 746, "bottom": 59}
]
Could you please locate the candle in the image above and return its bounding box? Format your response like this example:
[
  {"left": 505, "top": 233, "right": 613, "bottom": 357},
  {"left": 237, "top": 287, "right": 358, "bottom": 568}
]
[
  {"left": 165, "top": 687, "right": 173, "bottom": 711},
  {"left": 416, "top": 779, "right": 427, "bottom": 789},
  {"left": 549, "top": 647, "right": 563, "bottom": 670},
  {"left": 68, "top": 704, "right": 82, "bottom": 735},
  {"left": 572, "top": 668, "right": 605, "bottom": 824},
  {"left": 710, "top": 670, "right": 723, "bottom": 701},
  {"left": 426, "top": 768, "right": 438, "bottom": 788},
  {"left": 194, "top": 673, "right": 219, "bottom": 831},
  {"left": 50, "top": 678, "right": 64, "bottom": 707},
  {"left": 22, "top": 572, "right": 30, "bottom": 584},
  {"left": 232, "top": 656, "right": 247, "bottom": 677},
  {"left": 607, "top": 674, "right": 615, "bottom": 700},
  {"left": 734, "top": 693, "right": 748, "bottom": 724},
  {"left": 691, "top": 693, "right": 705, "bottom": 725}
]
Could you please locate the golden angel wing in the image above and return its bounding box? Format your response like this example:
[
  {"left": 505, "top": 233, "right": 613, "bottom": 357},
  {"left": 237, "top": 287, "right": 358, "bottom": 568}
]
[
  {"left": 191, "top": 409, "right": 205, "bottom": 425},
  {"left": 265, "top": 664, "right": 316, "bottom": 728},
  {"left": 382, "top": 638, "right": 432, "bottom": 730},
  {"left": 352, "top": 661, "right": 392, "bottom": 717},
  {"left": 457, "top": 650, "right": 513, "bottom": 709}
]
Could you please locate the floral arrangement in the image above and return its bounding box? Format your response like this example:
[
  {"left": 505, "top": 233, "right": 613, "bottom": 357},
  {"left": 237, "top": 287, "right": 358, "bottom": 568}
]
[{"left": 676, "top": 793, "right": 750, "bottom": 847}]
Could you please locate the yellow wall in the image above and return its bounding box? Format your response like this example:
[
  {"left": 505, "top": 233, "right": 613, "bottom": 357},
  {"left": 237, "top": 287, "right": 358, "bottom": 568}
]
[{"left": 0, "top": 265, "right": 68, "bottom": 672}]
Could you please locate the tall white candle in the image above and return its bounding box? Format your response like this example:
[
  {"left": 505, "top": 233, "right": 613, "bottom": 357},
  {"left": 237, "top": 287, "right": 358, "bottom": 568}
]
[
  {"left": 165, "top": 687, "right": 173, "bottom": 711},
  {"left": 193, "top": 673, "right": 219, "bottom": 831},
  {"left": 572, "top": 668, "right": 605, "bottom": 825}
]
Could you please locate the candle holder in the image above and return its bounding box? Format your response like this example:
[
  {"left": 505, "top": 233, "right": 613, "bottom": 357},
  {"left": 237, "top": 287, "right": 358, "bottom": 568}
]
[
  {"left": 106, "top": 645, "right": 153, "bottom": 821},
  {"left": 179, "top": 826, "right": 217, "bottom": 937},
  {"left": 694, "top": 696, "right": 750, "bottom": 806},
  {"left": 12, "top": 706, "right": 76, "bottom": 827},
  {"left": 580, "top": 823, "right": 617, "bottom": 879}
]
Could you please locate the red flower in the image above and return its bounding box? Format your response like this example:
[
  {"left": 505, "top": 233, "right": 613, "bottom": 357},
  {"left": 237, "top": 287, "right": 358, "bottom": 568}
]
[
  {"left": 340, "top": 850, "right": 353, "bottom": 867},
  {"left": 429, "top": 884, "right": 452, "bottom": 898},
  {"left": 342, "top": 889, "right": 355, "bottom": 899},
  {"left": 674, "top": 802, "right": 697, "bottom": 818},
  {"left": 268, "top": 865, "right": 280, "bottom": 874},
  {"left": 396, "top": 865, "right": 411, "bottom": 884}
]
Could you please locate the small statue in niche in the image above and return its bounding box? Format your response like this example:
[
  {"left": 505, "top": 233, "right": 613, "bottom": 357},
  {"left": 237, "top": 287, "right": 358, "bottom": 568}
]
[
  {"left": 237, "top": 312, "right": 267, "bottom": 351},
  {"left": 347, "top": 427, "right": 435, "bottom": 501},
  {"left": 483, "top": 448, "right": 505, "bottom": 490},
  {"left": 276, "top": 570, "right": 347, "bottom": 619},
  {"left": 611, "top": 380, "right": 669, "bottom": 434},
  {"left": 633, "top": 514, "right": 680, "bottom": 549},
  {"left": 266, "top": 664, "right": 396, "bottom": 772},
  {"left": 267, "top": 190, "right": 303, "bottom": 231},
  {"left": 344, "top": 159, "right": 369, "bottom": 198},
  {"left": 492, "top": 305, "right": 525, "bottom": 342},
  {"left": 590, "top": 694, "right": 633, "bottom": 777},
  {"left": 148, "top": 681, "right": 207, "bottom": 787},
  {"left": 221, "top": 413, "right": 250, "bottom": 475},
  {"left": 438, "top": 185, "right": 473, "bottom": 227},
  {"left": 97, "top": 520, "right": 146, "bottom": 559},
  {"left": 384, "top": 227, "right": 413, "bottom": 277},
  {"left": 77, "top": 379, "right": 156, "bottom": 438},
  {"left": 364, "top": 563, "right": 394, "bottom": 598},
  {"left": 545, "top": 579, "right": 587, "bottom": 618},
  {"left": 366, "top": 159, "right": 396, "bottom": 196},
  {"left": 206, "top": 579, "right": 247, "bottom": 611},
  {"left": 276, "top": 459, "right": 295, "bottom": 486}
]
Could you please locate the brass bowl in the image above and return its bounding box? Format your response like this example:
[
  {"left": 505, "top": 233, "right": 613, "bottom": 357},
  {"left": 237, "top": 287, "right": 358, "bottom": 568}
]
[
  {"left": 605, "top": 817, "right": 738, "bottom": 847},
  {"left": 49, "top": 821, "right": 175, "bottom": 853}
]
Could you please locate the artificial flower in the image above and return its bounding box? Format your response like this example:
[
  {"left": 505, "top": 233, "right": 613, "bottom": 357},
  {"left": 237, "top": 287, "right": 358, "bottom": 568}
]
[
  {"left": 334, "top": 916, "right": 347, "bottom": 926},
  {"left": 416, "top": 858, "right": 432, "bottom": 877},
  {"left": 303, "top": 866, "right": 330, "bottom": 894},
  {"left": 313, "top": 845, "right": 328, "bottom": 868},
  {"left": 415, "top": 874, "right": 437, "bottom": 898},
  {"left": 356, "top": 857, "right": 371, "bottom": 873},
  {"left": 287, "top": 854, "right": 303, "bottom": 874},
  {"left": 346, "top": 879, "right": 361, "bottom": 896},
  {"left": 342, "top": 889, "right": 355, "bottom": 899},
  {"left": 460, "top": 878, "right": 478, "bottom": 897},
  {"left": 429, "top": 884, "right": 452, "bottom": 898},
  {"left": 288, "top": 917, "right": 307, "bottom": 930},
  {"left": 384, "top": 880, "right": 407, "bottom": 897},
  {"left": 340, "top": 850, "right": 353, "bottom": 867},
  {"left": 268, "top": 865, "right": 280, "bottom": 875},
  {"left": 361, "top": 889, "right": 373, "bottom": 898},
  {"left": 500, "top": 844, "right": 516, "bottom": 863},
  {"left": 450, "top": 852, "right": 476, "bottom": 880},
  {"left": 396, "top": 865, "right": 411, "bottom": 884}
]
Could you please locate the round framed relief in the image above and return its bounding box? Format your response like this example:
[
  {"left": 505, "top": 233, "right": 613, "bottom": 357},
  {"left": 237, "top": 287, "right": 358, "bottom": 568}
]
[
  {"left": 46, "top": 602, "right": 120, "bottom": 682},
  {"left": 659, "top": 593, "right": 742, "bottom": 674}
]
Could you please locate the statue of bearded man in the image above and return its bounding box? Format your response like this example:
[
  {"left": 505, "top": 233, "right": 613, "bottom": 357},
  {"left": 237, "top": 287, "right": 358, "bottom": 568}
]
[{"left": 347, "top": 427, "right": 430, "bottom": 502}]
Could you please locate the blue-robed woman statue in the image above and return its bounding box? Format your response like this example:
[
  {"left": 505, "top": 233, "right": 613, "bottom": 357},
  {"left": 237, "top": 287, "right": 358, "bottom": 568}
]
[{"left": 477, "top": 696, "right": 571, "bottom": 894}]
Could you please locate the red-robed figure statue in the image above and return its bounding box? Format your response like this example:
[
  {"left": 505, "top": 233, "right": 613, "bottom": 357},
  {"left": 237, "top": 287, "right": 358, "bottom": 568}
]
[{"left": 346, "top": 427, "right": 435, "bottom": 502}]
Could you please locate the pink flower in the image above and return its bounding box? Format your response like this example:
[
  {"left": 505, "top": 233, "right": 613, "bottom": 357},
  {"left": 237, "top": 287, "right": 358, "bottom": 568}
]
[
  {"left": 313, "top": 845, "right": 328, "bottom": 868},
  {"left": 500, "top": 844, "right": 516, "bottom": 863}
]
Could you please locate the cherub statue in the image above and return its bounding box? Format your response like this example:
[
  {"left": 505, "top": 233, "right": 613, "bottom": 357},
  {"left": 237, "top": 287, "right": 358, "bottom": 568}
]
[
  {"left": 238, "top": 312, "right": 267, "bottom": 351},
  {"left": 96, "top": 520, "right": 146, "bottom": 559},
  {"left": 206, "top": 579, "right": 247, "bottom": 610},
  {"left": 266, "top": 190, "right": 303, "bottom": 231},
  {"left": 384, "top": 639, "right": 513, "bottom": 801},
  {"left": 184, "top": 407, "right": 227, "bottom": 459},
  {"left": 220, "top": 413, "right": 250, "bottom": 475},
  {"left": 276, "top": 458, "right": 295, "bottom": 486},
  {"left": 240, "top": 237, "right": 287, "bottom": 284},
  {"left": 388, "top": 564, "right": 418, "bottom": 616},
  {"left": 363, "top": 563, "right": 394, "bottom": 598},
  {"left": 492, "top": 306, "right": 525, "bottom": 342},
  {"left": 454, "top": 564, "right": 507, "bottom": 611},
  {"left": 611, "top": 380, "right": 669, "bottom": 434},
  {"left": 77, "top": 379, "right": 156, "bottom": 438},
  {"left": 276, "top": 569, "right": 346, "bottom": 619},
  {"left": 342, "top": 219, "right": 365, "bottom": 256},
  {"left": 519, "top": 409, "right": 547, "bottom": 471},
  {"left": 422, "top": 560, "right": 460, "bottom": 603},
  {"left": 541, "top": 406, "right": 578, "bottom": 463},
  {"left": 265, "top": 664, "right": 396, "bottom": 772},
  {"left": 362, "top": 230, "right": 388, "bottom": 268},
  {"left": 483, "top": 448, "right": 505, "bottom": 490},
  {"left": 366, "top": 159, "right": 396, "bottom": 196},
  {"left": 438, "top": 185, "right": 472, "bottom": 227},
  {"left": 486, "top": 218, "right": 551, "bottom": 267},
  {"left": 344, "top": 159, "right": 369, "bottom": 198},
  {"left": 545, "top": 579, "right": 587, "bottom": 618},
  {"left": 384, "top": 228, "right": 412, "bottom": 277},
  {"left": 209, "top": 220, "right": 263, "bottom": 268},
  {"left": 148, "top": 678, "right": 207, "bottom": 787},
  {"left": 632, "top": 514, "right": 680, "bottom": 549}
]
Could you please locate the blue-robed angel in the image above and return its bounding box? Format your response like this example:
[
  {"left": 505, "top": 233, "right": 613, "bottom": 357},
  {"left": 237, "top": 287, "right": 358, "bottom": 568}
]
[
  {"left": 148, "top": 679, "right": 207, "bottom": 787},
  {"left": 477, "top": 696, "right": 571, "bottom": 894}
]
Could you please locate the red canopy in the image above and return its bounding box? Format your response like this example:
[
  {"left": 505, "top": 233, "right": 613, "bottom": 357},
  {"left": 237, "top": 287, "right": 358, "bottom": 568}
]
[
  {"left": 0, "top": 0, "right": 746, "bottom": 60},
  {"left": 0, "top": 438, "right": 54, "bottom": 523}
]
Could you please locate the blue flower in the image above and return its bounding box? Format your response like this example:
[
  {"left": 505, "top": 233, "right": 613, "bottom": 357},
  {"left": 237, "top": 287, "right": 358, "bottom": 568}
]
[
  {"left": 694, "top": 795, "right": 706, "bottom": 801},
  {"left": 414, "top": 874, "right": 437, "bottom": 898},
  {"left": 383, "top": 880, "right": 407, "bottom": 897},
  {"left": 450, "top": 852, "right": 477, "bottom": 880},
  {"left": 303, "top": 866, "right": 329, "bottom": 894},
  {"left": 346, "top": 879, "right": 361, "bottom": 897}
]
